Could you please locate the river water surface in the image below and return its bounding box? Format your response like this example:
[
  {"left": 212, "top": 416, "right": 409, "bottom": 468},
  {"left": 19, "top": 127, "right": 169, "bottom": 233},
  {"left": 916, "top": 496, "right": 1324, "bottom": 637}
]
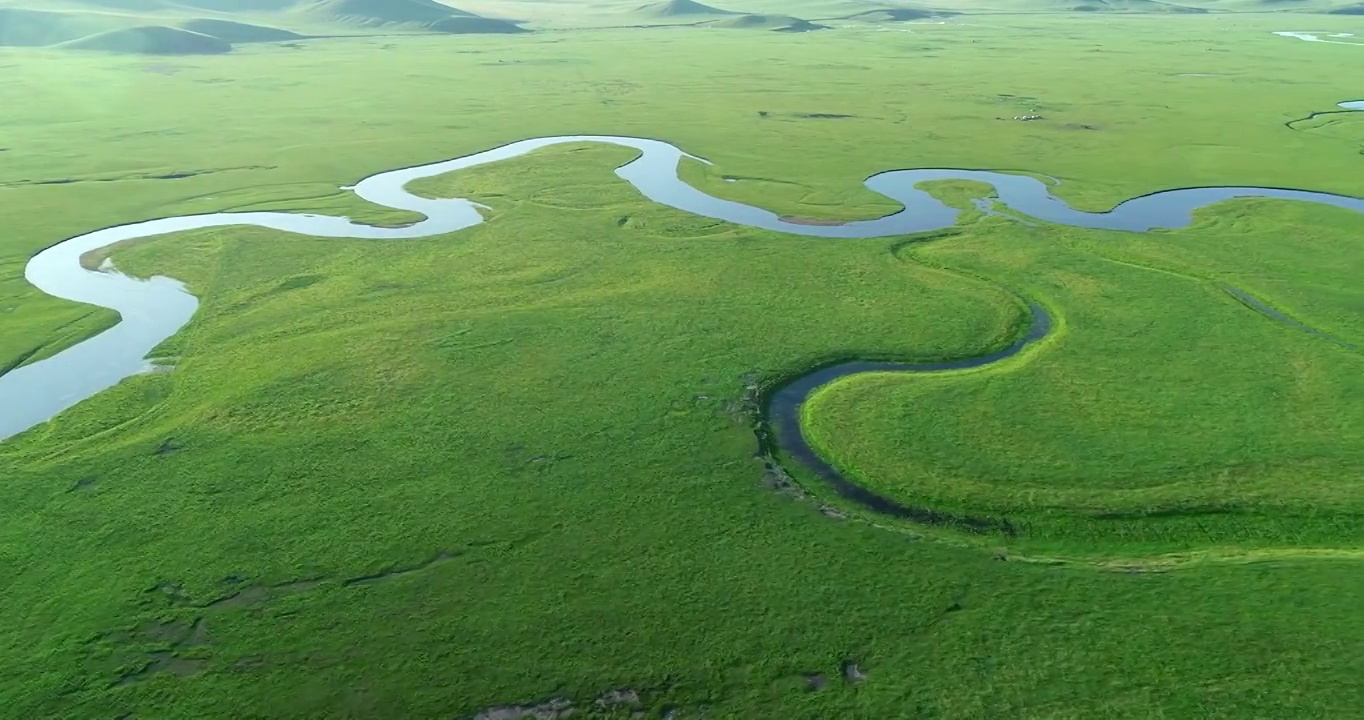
[
  {"left": 1275, "top": 31, "right": 1362, "bottom": 46},
  {"left": 4, "top": 135, "right": 1364, "bottom": 442}
]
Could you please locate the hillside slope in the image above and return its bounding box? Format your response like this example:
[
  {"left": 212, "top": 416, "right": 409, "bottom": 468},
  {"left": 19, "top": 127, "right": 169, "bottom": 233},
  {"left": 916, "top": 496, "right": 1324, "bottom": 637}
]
[
  {"left": 59, "top": 24, "right": 232, "bottom": 53},
  {"left": 179, "top": 18, "right": 304, "bottom": 42},
  {"left": 297, "top": 0, "right": 476, "bottom": 26},
  {"left": 636, "top": 0, "right": 739, "bottom": 16},
  {"left": 708, "top": 13, "right": 828, "bottom": 30},
  {"left": 0, "top": 7, "right": 126, "bottom": 46},
  {"left": 428, "top": 15, "right": 529, "bottom": 33}
]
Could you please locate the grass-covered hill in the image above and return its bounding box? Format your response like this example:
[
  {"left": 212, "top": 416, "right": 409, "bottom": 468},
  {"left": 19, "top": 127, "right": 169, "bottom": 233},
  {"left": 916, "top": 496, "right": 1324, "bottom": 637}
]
[
  {"left": 297, "top": 0, "right": 472, "bottom": 26},
  {"left": 636, "top": 0, "right": 739, "bottom": 15},
  {"left": 57, "top": 24, "right": 231, "bottom": 53},
  {"left": 628, "top": 0, "right": 825, "bottom": 29},
  {"left": 0, "top": 0, "right": 530, "bottom": 50},
  {"left": 427, "top": 15, "right": 529, "bottom": 33},
  {"left": 0, "top": 7, "right": 124, "bottom": 46},
  {"left": 908, "top": 0, "right": 1207, "bottom": 11},
  {"left": 0, "top": 7, "right": 295, "bottom": 53},
  {"left": 2, "top": 0, "right": 1360, "bottom": 43},
  {"left": 841, "top": 7, "right": 947, "bottom": 21},
  {"left": 1065, "top": 0, "right": 1207, "bottom": 12},
  {"left": 177, "top": 18, "right": 304, "bottom": 42},
  {"left": 296, "top": 0, "right": 528, "bottom": 31},
  {"left": 707, "top": 13, "right": 829, "bottom": 30},
  {"left": 176, "top": 0, "right": 298, "bottom": 9}
]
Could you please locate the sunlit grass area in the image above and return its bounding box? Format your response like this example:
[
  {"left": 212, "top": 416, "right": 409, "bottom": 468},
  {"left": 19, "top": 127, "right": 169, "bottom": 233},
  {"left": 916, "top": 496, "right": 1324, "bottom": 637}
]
[{"left": 1, "top": 9, "right": 1363, "bottom": 719}]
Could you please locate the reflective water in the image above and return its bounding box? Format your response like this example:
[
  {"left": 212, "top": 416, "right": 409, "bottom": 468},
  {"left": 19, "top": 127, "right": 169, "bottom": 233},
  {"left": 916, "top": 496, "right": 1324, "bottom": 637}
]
[
  {"left": 1275, "top": 31, "right": 1362, "bottom": 46},
  {"left": 764, "top": 302, "right": 1050, "bottom": 533},
  {"left": 4, "top": 135, "right": 1364, "bottom": 441}
]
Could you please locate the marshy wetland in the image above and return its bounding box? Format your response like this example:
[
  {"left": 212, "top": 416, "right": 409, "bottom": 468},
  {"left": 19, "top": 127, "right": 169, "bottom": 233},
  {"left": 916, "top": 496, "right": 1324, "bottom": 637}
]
[{"left": 2, "top": 1, "right": 1364, "bottom": 718}]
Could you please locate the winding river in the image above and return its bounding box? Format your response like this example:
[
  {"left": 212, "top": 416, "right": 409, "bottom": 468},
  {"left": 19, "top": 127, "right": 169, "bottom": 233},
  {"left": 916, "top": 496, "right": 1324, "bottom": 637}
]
[
  {"left": 1275, "top": 31, "right": 1362, "bottom": 46},
  {"left": 5, "top": 136, "right": 1364, "bottom": 496},
  {"left": 761, "top": 301, "right": 1051, "bottom": 534}
]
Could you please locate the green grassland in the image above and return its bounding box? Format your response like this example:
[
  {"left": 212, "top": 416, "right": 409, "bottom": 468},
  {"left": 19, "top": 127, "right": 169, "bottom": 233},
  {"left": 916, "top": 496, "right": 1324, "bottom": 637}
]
[
  {"left": 2, "top": 6, "right": 1364, "bottom": 719},
  {"left": 1290, "top": 109, "right": 1364, "bottom": 155},
  {"left": 801, "top": 201, "right": 1364, "bottom": 559}
]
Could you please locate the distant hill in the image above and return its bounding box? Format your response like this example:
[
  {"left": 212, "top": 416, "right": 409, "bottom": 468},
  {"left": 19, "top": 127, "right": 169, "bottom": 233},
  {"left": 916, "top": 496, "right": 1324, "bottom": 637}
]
[
  {"left": 292, "top": 0, "right": 526, "bottom": 31},
  {"left": 67, "top": 0, "right": 295, "bottom": 9},
  {"left": 428, "top": 15, "right": 529, "bottom": 33},
  {"left": 1328, "top": 2, "right": 1364, "bottom": 11},
  {"left": 298, "top": 0, "right": 477, "bottom": 26},
  {"left": 708, "top": 13, "right": 828, "bottom": 30},
  {"left": 842, "top": 7, "right": 945, "bottom": 22},
  {"left": 1031, "top": 0, "right": 1206, "bottom": 11},
  {"left": 59, "top": 25, "right": 232, "bottom": 54},
  {"left": 0, "top": 7, "right": 124, "bottom": 47},
  {"left": 179, "top": 18, "right": 304, "bottom": 42},
  {"left": 0, "top": 0, "right": 531, "bottom": 42},
  {"left": 177, "top": 0, "right": 300, "bottom": 9},
  {"left": 874, "top": 0, "right": 1211, "bottom": 11},
  {"left": 53, "top": 0, "right": 174, "bottom": 10},
  {"left": 637, "top": 0, "right": 738, "bottom": 17}
]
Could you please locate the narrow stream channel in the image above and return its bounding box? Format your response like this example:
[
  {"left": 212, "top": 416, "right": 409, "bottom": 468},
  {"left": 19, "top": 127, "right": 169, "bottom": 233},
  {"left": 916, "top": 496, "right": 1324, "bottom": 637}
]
[{"left": 4, "top": 136, "right": 1363, "bottom": 470}]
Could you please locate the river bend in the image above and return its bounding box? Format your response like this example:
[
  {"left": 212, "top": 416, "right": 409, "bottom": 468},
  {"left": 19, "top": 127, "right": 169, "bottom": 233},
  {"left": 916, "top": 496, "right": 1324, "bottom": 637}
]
[{"left": 4, "top": 135, "right": 1364, "bottom": 443}]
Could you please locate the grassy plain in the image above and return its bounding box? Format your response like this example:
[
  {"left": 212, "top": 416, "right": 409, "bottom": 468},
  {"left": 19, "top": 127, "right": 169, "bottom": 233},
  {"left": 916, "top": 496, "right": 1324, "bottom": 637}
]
[
  {"left": 802, "top": 201, "right": 1364, "bottom": 557},
  {"left": 2, "top": 9, "right": 1364, "bottom": 720}
]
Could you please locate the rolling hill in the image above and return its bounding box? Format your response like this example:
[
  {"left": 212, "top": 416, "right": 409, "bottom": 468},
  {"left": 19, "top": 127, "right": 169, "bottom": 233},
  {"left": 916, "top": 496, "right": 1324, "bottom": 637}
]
[
  {"left": 298, "top": 0, "right": 474, "bottom": 26},
  {"left": 842, "top": 7, "right": 947, "bottom": 21},
  {"left": 47, "top": 0, "right": 176, "bottom": 10},
  {"left": 176, "top": 0, "right": 299, "bottom": 9},
  {"left": 0, "top": 7, "right": 125, "bottom": 46},
  {"left": 1068, "top": 0, "right": 1207, "bottom": 12},
  {"left": 294, "top": 0, "right": 527, "bottom": 32},
  {"left": 428, "top": 15, "right": 529, "bottom": 33},
  {"left": 708, "top": 13, "right": 828, "bottom": 30},
  {"left": 178, "top": 18, "right": 305, "bottom": 42},
  {"left": 0, "top": 0, "right": 533, "bottom": 42},
  {"left": 636, "top": 0, "right": 738, "bottom": 17},
  {"left": 942, "top": 0, "right": 1208, "bottom": 11},
  {"left": 58, "top": 24, "right": 232, "bottom": 53}
]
